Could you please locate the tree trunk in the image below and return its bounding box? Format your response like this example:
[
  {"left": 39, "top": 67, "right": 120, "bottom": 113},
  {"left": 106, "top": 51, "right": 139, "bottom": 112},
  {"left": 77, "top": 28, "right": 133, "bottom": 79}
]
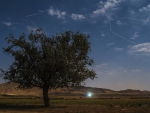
[{"left": 43, "top": 87, "right": 49, "bottom": 107}]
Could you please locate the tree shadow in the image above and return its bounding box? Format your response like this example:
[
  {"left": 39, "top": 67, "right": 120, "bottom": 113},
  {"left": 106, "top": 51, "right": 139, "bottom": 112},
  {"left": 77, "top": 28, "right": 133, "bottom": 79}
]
[
  {"left": 0, "top": 104, "right": 67, "bottom": 110},
  {"left": 0, "top": 105, "right": 44, "bottom": 110}
]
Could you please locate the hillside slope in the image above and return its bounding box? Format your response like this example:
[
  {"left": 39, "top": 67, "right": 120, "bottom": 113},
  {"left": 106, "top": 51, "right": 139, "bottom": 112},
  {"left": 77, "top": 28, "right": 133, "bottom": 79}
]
[{"left": 0, "top": 82, "right": 150, "bottom": 97}]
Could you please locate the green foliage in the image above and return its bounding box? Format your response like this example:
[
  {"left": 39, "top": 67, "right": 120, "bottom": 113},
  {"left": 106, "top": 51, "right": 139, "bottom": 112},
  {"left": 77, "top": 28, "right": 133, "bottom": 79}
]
[{"left": 0, "top": 29, "right": 96, "bottom": 89}]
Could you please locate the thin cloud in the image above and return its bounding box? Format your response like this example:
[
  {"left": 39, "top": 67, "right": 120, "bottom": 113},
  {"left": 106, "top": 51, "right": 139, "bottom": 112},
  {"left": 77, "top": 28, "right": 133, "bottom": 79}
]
[
  {"left": 128, "top": 10, "right": 136, "bottom": 15},
  {"left": 116, "top": 20, "right": 122, "bottom": 25},
  {"left": 114, "top": 47, "right": 123, "bottom": 51},
  {"left": 101, "top": 33, "right": 105, "bottom": 37},
  {"left": 48, "top": 7, "right": 66, "bottom": 19},
  {"left": 139, "top": 4, "right": 150, "bottom": 12},
  {"left": 92, "top": 0, "right": 123, "bottom": 16},
  {"left": 107, "top": 43, "right": 114, "bottom": 46},
  {"left": 99, "top": 1, "right": 104, "bottom": 5},
  {"left": 95, "top": 1, "right": 149, "bottom": 45},
  {"left": 118, "top": 67, "right": 128, "bottom": 73},
  {"left": 143, "top": 16, "right": 150, "bottom": 24},
  {"left": 2, "top": 21, "right": 20, "bottom": 27},
  {"left": 129, "top": 43, "right": 150, "bottom": 54},
  {"left": 138, "top": 4, "right": 150, "bottom": 24},
  {"left": 26, "top": 10, "right": 44, "bottom": 17},
  {"left": 95, "top": 63, "right": 108, "bottom": 68},
  {"left": 71, "top": 13, "right": 85, "bottom": 20},
  {"left": 108, "top": 71, "right": 115, "bottom": 75},
  {"left": 2, "top": 22, "right": 12, "bottom": 26},
  {"left": 131, "top": 69, "right": 142, "bottom": 72},
  {"left": 131, "top": 32, "right": 139, "bottom": 40},
  {"left": 26, "top": 13, "right": 39, "bottom": 17},
  {"left": 26, "top": 26, "right": 38, "bottom": 31},
  {"left": 104, "top": 12, "right": 137, "bottom": 44}
]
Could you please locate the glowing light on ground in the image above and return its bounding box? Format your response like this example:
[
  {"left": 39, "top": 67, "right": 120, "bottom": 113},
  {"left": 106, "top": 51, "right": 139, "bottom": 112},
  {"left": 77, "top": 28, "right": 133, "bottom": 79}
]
[{"left": 87, "top": 92, "right": 93, "bottom": 97}]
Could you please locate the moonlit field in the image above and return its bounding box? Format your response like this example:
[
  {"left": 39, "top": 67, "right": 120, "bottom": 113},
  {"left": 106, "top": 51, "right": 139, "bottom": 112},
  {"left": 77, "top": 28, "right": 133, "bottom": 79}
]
[{"left": 1, "top": 0, "right": 150, "bottom": 113}]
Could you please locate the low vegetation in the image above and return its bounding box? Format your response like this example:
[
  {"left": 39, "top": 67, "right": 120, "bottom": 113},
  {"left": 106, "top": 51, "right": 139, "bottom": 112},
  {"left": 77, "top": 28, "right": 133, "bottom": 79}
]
[{"left": 0, "top": 95, "right": 150, "bottom": 113}]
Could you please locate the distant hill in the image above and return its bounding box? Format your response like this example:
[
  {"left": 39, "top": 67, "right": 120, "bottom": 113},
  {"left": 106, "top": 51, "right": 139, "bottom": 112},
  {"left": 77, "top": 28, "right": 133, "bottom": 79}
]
[{"left": 0, "top": 82, "right": 150, "bottom": 97}]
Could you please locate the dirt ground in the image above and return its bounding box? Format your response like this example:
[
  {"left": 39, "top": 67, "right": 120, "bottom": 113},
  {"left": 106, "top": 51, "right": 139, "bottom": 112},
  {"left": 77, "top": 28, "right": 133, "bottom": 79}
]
[{"left": 0, "top": 105, "right": 150, "bottom": 113}]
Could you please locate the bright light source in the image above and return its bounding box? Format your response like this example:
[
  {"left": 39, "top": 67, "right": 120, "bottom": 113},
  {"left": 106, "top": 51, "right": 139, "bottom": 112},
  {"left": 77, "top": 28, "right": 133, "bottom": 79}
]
[
  {"left": 88, "top": 93, "right": 92, "bottom": 97},
  {"left": 87, "top": 92, "right": 92, "bottom": 97}
]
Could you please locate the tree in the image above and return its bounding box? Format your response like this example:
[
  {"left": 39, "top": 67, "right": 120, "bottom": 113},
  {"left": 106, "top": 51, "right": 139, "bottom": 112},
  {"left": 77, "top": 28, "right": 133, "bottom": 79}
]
[{"left": 0, "top": 29, "right": 96, "bottom": 107}]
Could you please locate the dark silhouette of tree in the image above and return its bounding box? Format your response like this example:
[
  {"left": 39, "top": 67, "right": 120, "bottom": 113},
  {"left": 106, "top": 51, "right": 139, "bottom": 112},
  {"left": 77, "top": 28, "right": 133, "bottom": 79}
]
[{"left": 0, "top": 29, "right": 96, "bottom": 107}]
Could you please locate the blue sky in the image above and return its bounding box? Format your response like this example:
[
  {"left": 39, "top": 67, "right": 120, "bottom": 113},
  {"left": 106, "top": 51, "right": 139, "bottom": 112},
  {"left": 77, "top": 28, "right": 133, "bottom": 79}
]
[{"left": 1, "top": 0, "right": 150, "bottom": 91}]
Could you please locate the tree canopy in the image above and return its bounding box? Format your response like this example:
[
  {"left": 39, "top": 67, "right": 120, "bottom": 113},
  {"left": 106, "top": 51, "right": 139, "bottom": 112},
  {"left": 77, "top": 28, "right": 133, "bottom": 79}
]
[{"left": 0, "top": 29, "right": 96, "bottom": 107}]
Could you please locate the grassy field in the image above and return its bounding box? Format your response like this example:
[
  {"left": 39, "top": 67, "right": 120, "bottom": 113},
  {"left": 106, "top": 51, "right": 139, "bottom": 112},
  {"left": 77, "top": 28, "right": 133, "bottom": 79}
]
[{"left": 0, "top": 95, "right": 150, "bottom": 113}]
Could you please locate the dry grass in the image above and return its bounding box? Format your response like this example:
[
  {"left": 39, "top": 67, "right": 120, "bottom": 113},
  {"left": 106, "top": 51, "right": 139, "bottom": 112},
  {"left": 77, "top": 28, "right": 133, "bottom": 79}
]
[
  {"left": 0, "top": 96, "right": 150, "bottom": 113},
  {"left": 0, "top": 104, "right": 150, "bottom": 113}
]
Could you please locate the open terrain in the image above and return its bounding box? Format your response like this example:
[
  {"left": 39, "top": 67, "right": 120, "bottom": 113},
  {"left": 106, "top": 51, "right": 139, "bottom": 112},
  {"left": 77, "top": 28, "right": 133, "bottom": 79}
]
[
  {"left": 1, "top": 82, "right": 150, "bottom": 97},
  {"left": 0, "top": 82, "right": 150, "bottom": 113},
  {"left": 0, "top": 96, "right": 150, "bottom": 113}
]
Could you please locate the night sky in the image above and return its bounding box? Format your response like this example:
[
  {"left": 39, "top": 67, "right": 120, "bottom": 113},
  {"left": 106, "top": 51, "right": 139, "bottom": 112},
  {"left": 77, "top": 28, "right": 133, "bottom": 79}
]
[{"left": 1, "top": 0, "right": 150, "bottom": 91}]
